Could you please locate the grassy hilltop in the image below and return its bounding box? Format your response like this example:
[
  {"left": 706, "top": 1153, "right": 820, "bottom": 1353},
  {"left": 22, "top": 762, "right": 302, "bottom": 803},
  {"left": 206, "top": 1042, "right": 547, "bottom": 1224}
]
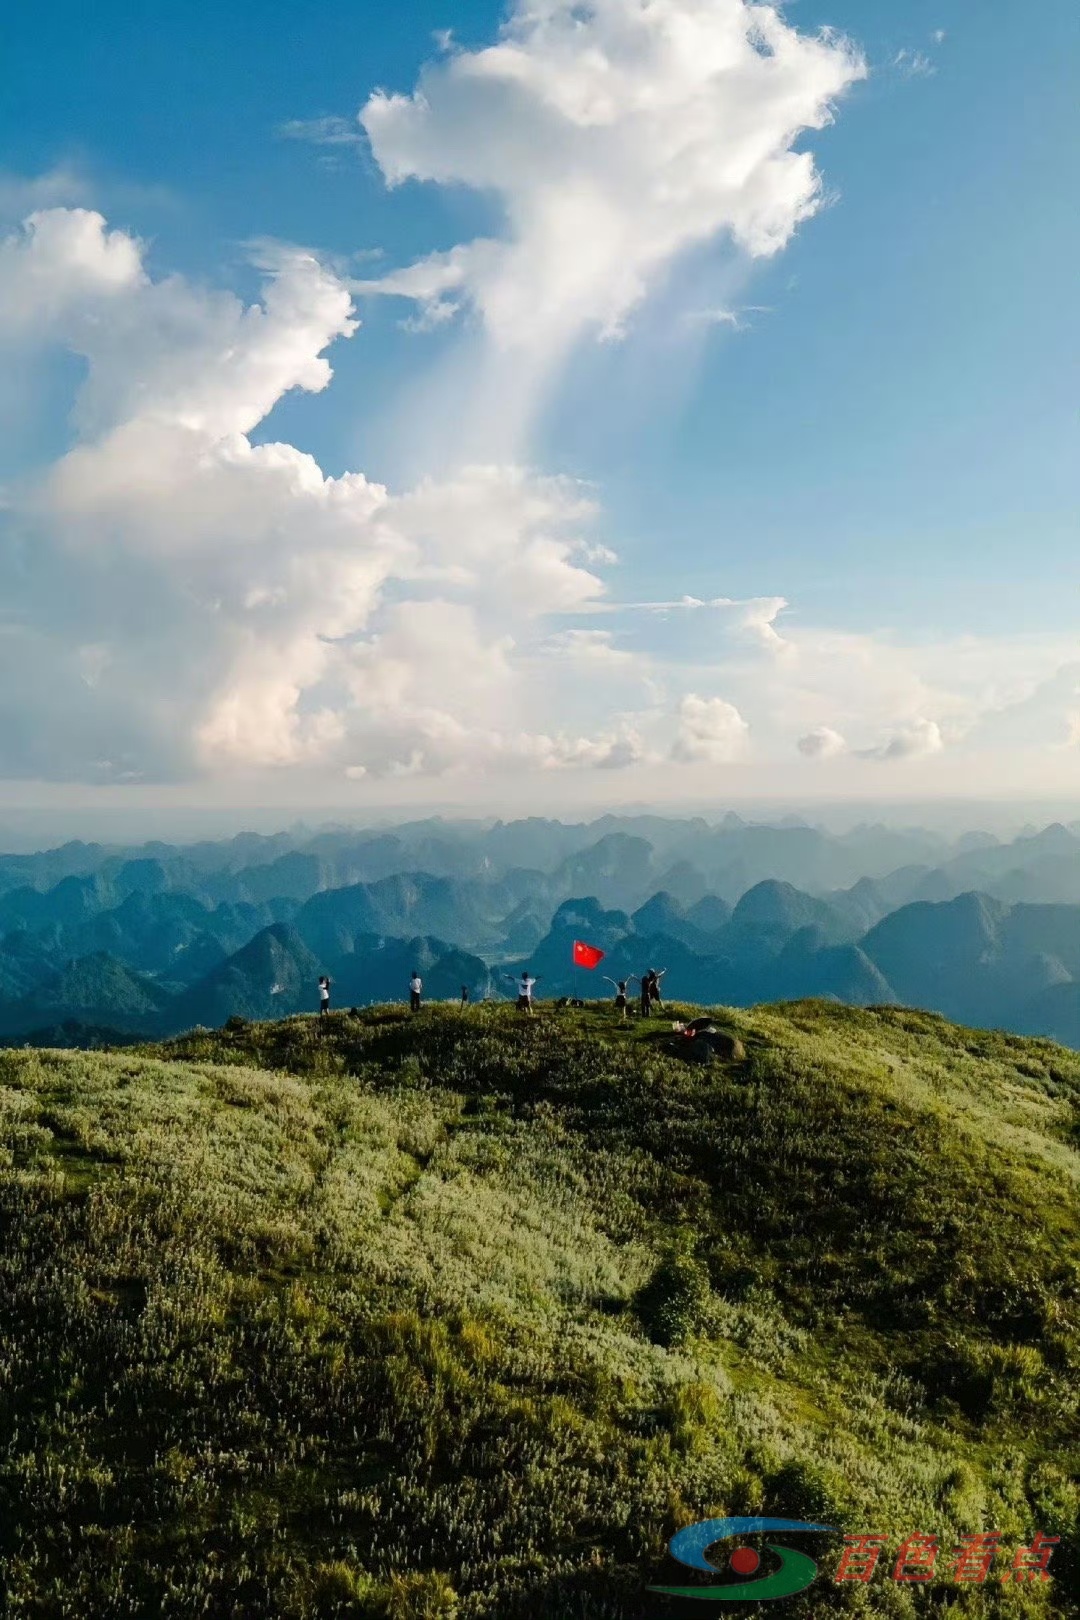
[{"left": 0, "top": 1000, "right": 1078, "bottom": 1618}]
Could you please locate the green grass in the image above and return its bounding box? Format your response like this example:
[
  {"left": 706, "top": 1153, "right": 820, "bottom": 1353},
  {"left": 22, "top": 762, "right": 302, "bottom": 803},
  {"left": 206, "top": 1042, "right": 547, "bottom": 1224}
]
[{"left": 0, "top": 999, "right": 1078, "bottom": 1618}]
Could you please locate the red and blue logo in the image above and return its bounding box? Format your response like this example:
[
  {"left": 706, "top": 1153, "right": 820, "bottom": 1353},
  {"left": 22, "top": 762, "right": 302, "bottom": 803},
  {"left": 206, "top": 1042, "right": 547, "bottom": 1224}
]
[{"left": 650, "top": 1516, "right": 837, "bottom": 1602}]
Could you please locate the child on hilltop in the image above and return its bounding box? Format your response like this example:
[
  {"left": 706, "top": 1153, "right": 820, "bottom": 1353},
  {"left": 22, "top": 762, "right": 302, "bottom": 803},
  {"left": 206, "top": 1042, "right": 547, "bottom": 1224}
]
[
  {"left": 409, "top": 972, "right": 423, "bottom": 1013},
  {"left": 318, "top": 976, "right": 331, "bottom": 1016}
]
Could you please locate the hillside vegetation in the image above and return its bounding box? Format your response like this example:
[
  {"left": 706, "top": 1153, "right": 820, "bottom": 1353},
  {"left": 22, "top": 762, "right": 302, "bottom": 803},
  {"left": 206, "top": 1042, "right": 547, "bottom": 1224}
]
[{"left": 1, "top": 1000, "right": 1078, "bottom": 1618}]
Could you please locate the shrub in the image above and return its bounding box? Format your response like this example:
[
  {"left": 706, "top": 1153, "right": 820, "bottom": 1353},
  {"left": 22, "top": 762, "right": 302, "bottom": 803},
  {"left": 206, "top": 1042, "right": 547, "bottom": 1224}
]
[{"left": 635, "top": 1248, "right": 712, "bottom": 1346}]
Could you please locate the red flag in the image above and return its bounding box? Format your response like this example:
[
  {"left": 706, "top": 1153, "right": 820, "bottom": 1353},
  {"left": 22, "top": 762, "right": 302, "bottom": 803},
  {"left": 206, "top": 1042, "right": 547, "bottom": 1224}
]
[{"left": 573, "top": 939, "right": 605, "bottom": 969}]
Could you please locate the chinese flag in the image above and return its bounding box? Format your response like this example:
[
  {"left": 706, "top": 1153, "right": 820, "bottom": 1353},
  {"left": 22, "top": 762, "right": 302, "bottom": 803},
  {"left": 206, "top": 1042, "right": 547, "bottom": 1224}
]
[{"left": 573, "top": 939, "right": 605, "bottom": 969}]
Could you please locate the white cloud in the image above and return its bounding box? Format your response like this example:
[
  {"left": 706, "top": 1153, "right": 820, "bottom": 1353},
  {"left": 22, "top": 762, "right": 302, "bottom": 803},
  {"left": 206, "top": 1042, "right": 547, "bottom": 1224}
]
[
  {"left": 0, "top": 169, "right": 93, "bottom": 221},
  {"left": 797, "top": 726, "right": 847, "bottom": 759},
  {"left": 0, "top": 208, "right": 144, "bottom": 335},
  {"left": 595, "top": 592, "right": 791, "bottom": 654},
  {"left": 279, "top": 116, "right": 365, "bottom": 147},
  {"left": 682, "top": 302, "right": 772, "bottom": 331},
  {"left": 797, "top": 717, "right": 944, "bottom": 765},
  {"left": 1, "top": 2, "right": 1071, "bottom": 810},
  {"left": 0, "top": 205, "right": 669, "bottom": 785},
  {"left": 671, "top": 693, "right": 749, "bottom": 764},
  {"left": 892, "top": 49, "right": 935, "bottom": 79},
  {"left": 539, "top": 628, "right": 635, "bottom": 667},
  {"left": 358, "top": 0, "right": 865, "bottom": 360},
  {"left": 3, "top": 199, "right": 1070, "bottom": 799},
  {"left": 388, "top": 463, "right": 606, "bottom": 617},
  {"left": 856, "top": 717, "right": 945, "bottom": 762}
]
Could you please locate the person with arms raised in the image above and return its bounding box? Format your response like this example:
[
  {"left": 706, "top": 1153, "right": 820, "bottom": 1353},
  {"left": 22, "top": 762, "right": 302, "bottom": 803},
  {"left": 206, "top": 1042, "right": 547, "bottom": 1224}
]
[
  {"left": 604, "top": 975, "right": 638, "bottom": 1021},
  {"left": 507, "top": 971, "right": 539, "bottom": 1014}
]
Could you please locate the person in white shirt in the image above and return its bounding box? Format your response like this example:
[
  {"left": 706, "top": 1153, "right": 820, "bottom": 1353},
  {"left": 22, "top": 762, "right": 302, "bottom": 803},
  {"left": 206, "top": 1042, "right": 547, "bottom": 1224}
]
[
  {"left": 318, "top": 975, "right": 331, "bottom": 1016},
  {"left": 509, "top": 972, "right": 538, "bottom": 1014},
  {"left": 409, "top": 972, "right": 423, "bottom": 1012}
]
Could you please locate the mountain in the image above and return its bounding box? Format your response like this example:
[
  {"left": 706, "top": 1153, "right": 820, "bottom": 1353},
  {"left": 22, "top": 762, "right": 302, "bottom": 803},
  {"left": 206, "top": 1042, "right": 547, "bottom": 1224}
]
[
  {"left": 0, "top": 839, "right": 110, "bottom": 896},
  {"left": 165, "top": 924, "right": 493, "bottom": 1030},
  {"left": 5, "top": 818, "right": 1080, "bottom": 1045},
  {"left": 859, "top": 892, "right": 1080, "bottom": 1030},
  {"left": 294, "top": 872, "right": 526, "bottom": 958},
  {"left": 0, "top": 951, "right": 171, "bottom": 1036},
  {"left": 1013, "top": 981, "right": 1080, "bottom": 1048},
  {"left": 649, "top": 859, "right": 709, "bottom": 908},
  {"left": 862, "top": 892, "right": 1009, "bottom": 1024},
  {"left": 771, "top": 934, "right": 898, "bottom": 1006},
  {"left": 825, "top": 875, "right": 894, "bottom": 933},
  {"left": 3, "top": 1002, "right": 1077, "bottom": 1618},
  {"left": 329, "top": 934, "right": 493, "bottom": 1006},
  {"left": 496, "top": 898, "right": 550, "bottom": 956},
  {"left": 168, "top": 923, "right": 321, "bottom": 1028},
  {"left": 629, "top": 891, "right": 714, "bottom": 950},
  {"left": 519, "top": 896, "right": 635, "bottom": 984},
  {"left": 551, "top": 834, "right": 657, "bottom": 911},
  {"left": 0, "top": 872, "right": 120, "bottom": 934},
  {"left": 0, "top": 929, "right": 57, "bottom": 999},
  {"left": 684, "top": 893, "right": 732, "bottom": 936},
  {"left": 725, "top": 878, "right": 851, "bottom": 955}
]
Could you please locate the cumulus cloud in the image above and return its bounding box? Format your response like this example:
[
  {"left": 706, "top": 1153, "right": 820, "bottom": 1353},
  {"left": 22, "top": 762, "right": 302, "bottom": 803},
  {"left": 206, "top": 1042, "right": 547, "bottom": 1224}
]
[
  {"left": 595, "top": 592, "right": 791, "bottom": 654},
  {"left": 538, "top": 629, "right": 636, "bottom": 667},
  {"left": 671, "top": 693, "right": 749, "bottom": 764},
  {"left": 856, "top": 717, "right": 945, "bottom": 762},
  {"left": 4, "top": 8, "right": 1064, "bottom": 805},
  {"left": 0, "top": 208, "right": 144, "bottom": 335},
  {"left": 797, "top": 726, "right": 848, "bottom": 759},
  {"left": 2, "top": 198, "right": 1068, "bottom": 798},
  {"left": 0, "top": 205, "right": 670, "bottom": 785},
  {"left": 357, "top": 0, "right": 865, "bottom": 360}
]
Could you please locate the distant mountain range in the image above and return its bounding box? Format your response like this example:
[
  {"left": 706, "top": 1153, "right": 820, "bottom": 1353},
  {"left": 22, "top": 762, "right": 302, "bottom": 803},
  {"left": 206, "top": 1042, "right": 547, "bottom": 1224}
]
[{"left": 2, "top": 815, "right": 1080, "bottom": 1044}]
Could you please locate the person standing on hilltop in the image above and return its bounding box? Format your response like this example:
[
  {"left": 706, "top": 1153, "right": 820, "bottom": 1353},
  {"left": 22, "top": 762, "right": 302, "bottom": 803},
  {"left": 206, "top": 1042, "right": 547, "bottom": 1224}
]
[
  {"left": 507, "top": 971, "right": 539, "bottom": 1014},
  {"left": 648, "top": 968, "right": 668, "bottom": 1013},
  {"left": 604, "top": 975, "right": 638, "bottom": 1021},
  {"left": 318, "top": 975, "right": 331, "bottom": 1017},
  {"left": 409, "top": 971, "right": 423, "bottom": 1013}
]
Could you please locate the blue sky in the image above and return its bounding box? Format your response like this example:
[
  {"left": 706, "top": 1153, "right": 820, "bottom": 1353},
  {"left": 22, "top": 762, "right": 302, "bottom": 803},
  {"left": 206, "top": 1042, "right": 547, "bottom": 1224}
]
[{"left": 1, "top": 0, "right": 1077, "bottom": 814}]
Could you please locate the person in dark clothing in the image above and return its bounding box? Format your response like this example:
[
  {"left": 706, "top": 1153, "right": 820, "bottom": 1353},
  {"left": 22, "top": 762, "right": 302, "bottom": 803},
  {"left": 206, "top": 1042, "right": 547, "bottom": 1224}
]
[
  {"left": 409, "top": 972, "right": 423, "bottom": 1012},
  {"left": 638, "top": 968, "right": 668, "bottom": 1016},
  {"left": 604, "top": 975, "right": 638, "bottom": 1021},
  {"left": 460, "top": 984, "right": 470, "bottom": 1008}
]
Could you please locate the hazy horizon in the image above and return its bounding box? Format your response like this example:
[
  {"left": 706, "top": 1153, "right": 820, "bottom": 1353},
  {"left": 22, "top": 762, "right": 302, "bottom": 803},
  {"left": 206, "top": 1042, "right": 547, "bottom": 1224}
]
[{"left": 3, "top": 796, "right": 1080, "bottom": 854}]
